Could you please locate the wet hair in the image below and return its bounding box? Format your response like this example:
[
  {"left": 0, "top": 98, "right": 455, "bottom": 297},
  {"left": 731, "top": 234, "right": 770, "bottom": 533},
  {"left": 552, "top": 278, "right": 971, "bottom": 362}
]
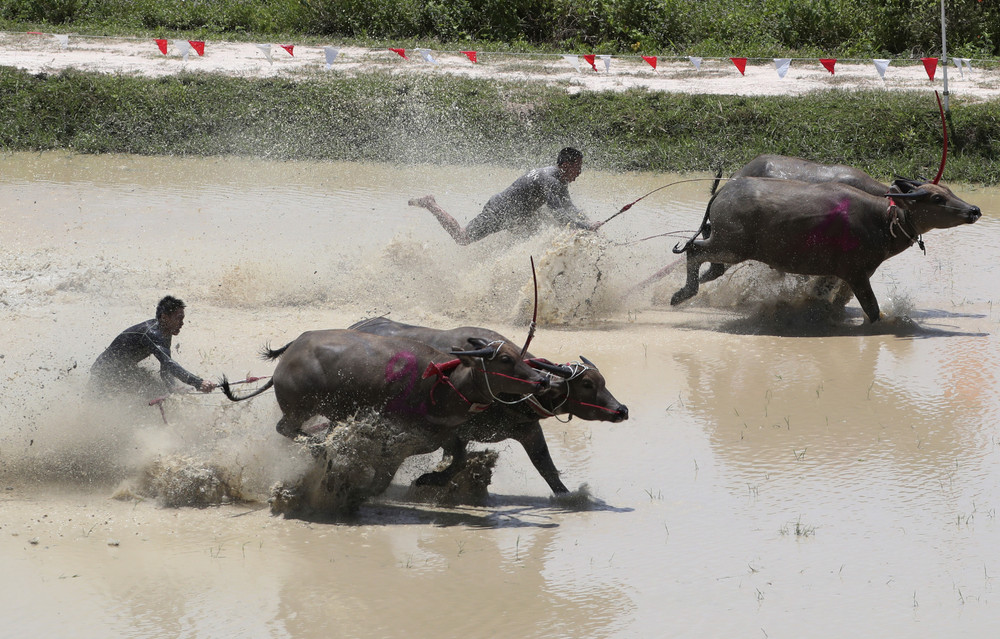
[
  {"left": 156, "top": 295, "right": 186, "bottom": 319},
  {"left": 557, "top": 147, "right": 583, "bottom": 166}
]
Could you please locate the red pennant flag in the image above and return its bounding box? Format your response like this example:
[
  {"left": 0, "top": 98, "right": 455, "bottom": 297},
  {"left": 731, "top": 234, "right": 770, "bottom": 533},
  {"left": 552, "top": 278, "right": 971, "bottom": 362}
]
[
  {"left": 188, "top": 40, "right": 205, "bottom": 56},
  {"left": 583, "top": 54, "right": 597, "bottom": 71},
  {"left": 281, "top": 44, "right": 294, "bottom": 56},
  {"left": 642, "top": 56, "right": 657, "bottom": 70},
  {"left": 921, "top": 57, "right": 938, "bottom": 80},
  {"left": 390, "top": 48, "right": 408, "bottom": 60},
  {"left": 820, "top": 58, "right": 836, "bottom": 74},
  {"left": 155, "top": 39, "right": 168, "bottom": 55},
  {"left": 731, "top": 57, "right": 747, "bottom": 75},
  {"left": 461, "top": 50, "right": 477, "bottom": 63}
]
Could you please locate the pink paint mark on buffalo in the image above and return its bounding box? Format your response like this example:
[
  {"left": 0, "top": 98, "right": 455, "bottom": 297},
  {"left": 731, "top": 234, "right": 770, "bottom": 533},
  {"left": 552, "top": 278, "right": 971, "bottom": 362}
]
[
  {"left": 384, "top": 351, "right": 428, "bottom": 416},
  {"left": 805, "top": 197, "right": 860, "bottom": 251}
]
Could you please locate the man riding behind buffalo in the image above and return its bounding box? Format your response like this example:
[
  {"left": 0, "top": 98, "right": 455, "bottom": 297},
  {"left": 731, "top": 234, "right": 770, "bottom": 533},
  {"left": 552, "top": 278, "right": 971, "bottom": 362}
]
[
  {"left": 90, "top": 295, "right": 217, "bottom": 396},
  {"left": 408, "top": 147, "right": 603, "bottom": 245}
]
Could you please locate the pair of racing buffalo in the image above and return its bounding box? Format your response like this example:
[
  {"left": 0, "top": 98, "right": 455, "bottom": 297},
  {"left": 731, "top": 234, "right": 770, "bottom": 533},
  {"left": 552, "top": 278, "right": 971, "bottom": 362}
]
[
  {"left": 222, "top": 318, "right": 628, "bottom": 496},
  {"left": 668, "top": 154, "right": 981, "bottom": 322}
]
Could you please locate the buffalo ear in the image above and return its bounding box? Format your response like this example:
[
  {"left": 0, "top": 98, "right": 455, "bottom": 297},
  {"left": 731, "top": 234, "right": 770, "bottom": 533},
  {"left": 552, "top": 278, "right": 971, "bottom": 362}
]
[
  {"left": 580, "top": 355, "right": 597, "bottom": 368},
  {"left": 467, "top": 337, "right": 489, "bottom": 349},
  {"left": 455, "top": 352, "right": 476, "bottom": 368}
]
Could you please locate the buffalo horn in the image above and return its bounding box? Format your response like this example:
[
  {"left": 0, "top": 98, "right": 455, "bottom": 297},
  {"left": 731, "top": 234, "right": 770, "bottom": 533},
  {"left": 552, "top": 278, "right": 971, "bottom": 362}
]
[
  {"left": 451, "top": 345, "right": 499, "bottom": 358},
  {"left": 888, "top": 189, "right": 929, "bottom": 199},
  {"left": 530, "top": 359, "right": 574, "bottom": 378}
]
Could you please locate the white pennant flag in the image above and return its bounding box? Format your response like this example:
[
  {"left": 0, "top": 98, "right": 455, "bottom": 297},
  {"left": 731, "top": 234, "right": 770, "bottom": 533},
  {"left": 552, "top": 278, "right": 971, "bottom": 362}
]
[
  {"left": 324, "top": 46, "right": 340, "bottom": 70},
  {"left": 562, "top": 55, "right": 581, "bottom": 72},
  {"left": 952, "top": 57, "right": 964, "bottom": 77},
  {"left": 774, "top": 58, "right": 791, "bottom": 79},
  {"left": 597, "top": 54, "right": 612, "bottom": 72},
  {"left": 952, "top": 57, "right": 972, "bottom": 77},
  {"left": 256, "top": 43, "right": 273, "bottom": 65},
  {"left": 416, "top": 48, "right": 439, "bottom": 65},
  {"left": 873, "top": 58, "right": 891, "bottom": 80},
  {"left": 174, "top": 39, "right": 192, "bottom": 61},
  {"left": 53, "top": 34, "right": 69, "bottom": 49},
  {"left": 688, "top": 56, "right": 702, "bottom": 70}
]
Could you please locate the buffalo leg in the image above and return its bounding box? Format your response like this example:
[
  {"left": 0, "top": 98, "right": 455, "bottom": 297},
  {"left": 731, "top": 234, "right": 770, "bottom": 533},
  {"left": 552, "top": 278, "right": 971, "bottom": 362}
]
[
  {"left": 517, "top": 421, "right": 569, "bottom": 494},
  {"left": 848, "top": 277, "right": 881, "bottom": 323},
  {"left": 415, "top": 436, "right": 468, "bottom": 486},
  {"left": 670, "top": 250, "right": 704, "bottom": 305},
  {"left": 699, "top": 262, "right": 728, "bottom": 284},
  {"left": 276, "top": 412, "right": 311, "bottom": 439}
]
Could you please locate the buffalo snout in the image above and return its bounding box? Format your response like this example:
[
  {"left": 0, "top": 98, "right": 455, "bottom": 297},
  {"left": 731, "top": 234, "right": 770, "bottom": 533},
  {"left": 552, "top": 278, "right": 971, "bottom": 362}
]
[
  {"left": 966, "top": 206, "right": 982, "bottom": 223},
  {"left": 612, "top": 404, "right": 629, "bottom": 422}
]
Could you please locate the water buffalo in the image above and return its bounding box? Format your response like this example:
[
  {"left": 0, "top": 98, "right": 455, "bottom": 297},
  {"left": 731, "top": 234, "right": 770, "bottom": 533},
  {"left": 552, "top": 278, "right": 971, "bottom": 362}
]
[
  {"left": 670, "top": 177, "right": 981, "bottom": 322},
  {"left": 221, "top": 330, "right": 548, "bottom": 445},
  {"left": 732, "top": 154, "right": 889, "bottom": 196},
  {"left": 349, "top": 317, "right": 628, "bottom": 494}
]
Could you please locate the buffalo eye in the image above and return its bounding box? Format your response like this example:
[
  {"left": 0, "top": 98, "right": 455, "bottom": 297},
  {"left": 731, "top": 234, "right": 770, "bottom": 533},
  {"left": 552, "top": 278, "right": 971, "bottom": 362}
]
[
  {"left": 581, "top": 379, "right": 595, "bottom": 390},
  {"left": 932, "top": 195, "right": 945, "bottom": 205},
  {"left": 498, "top": 354, "right": 512, "bottom": 364}
]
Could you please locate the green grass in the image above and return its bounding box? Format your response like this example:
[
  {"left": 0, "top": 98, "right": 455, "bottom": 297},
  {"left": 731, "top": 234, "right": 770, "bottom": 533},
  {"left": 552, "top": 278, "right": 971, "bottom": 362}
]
[{"left": 3, "top": 67, "right": 999, "bottom": 183}]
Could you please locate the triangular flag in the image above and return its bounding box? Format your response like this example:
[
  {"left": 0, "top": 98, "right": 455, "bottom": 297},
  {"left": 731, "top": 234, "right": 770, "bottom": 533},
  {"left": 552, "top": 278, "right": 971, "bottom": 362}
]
[
  {"left": 921, "top": 57, "right": 938, "bottom": 80},
  {"left": 461, "top": 50, "right": 477, "bottom": 63},
  {"left": 820, "top": 58, "right": 836, "bottom": 74},
  {"left": 583, "top": 54, "right": 597, "bottom": 71},
  {"left": 155, "top": 38, "right": 168, "bottom": 55},
  {"left": 389, "top": 47, "right": 408, "bottom": 60},
  {"left": 256, "top": 43, "right": 273, "bottom": 65},
  {"left": 774, "top": 58, "right": 791, "bottom": 78},
  {"left": 952, "top": 57, "right": 964, "bottom": 77},
  {"left": 54, "top": 34, "right": 69, "bottom": 49},
  {"left": 731, "top": 57, "right": 747, "bottom": 75},
  {"left": 324, "top": 46, "right": 340, "bottom": 70},
  {"left": 686, "top": 56, "right": 700, "bottom": 70},
  {"left": 416, "top": 48, "right": 439, "bottom": 64},
  {"left": 643, "top": 55, "right": 658, "bottom": 70},
  {"left": 873, "top": 58, "right": 890, "bottom": 79},
  {"left": 174, "top": 39, "right": 192, "bottom": 61},
  {"left": 597, "top": 54, "right": 611, "bottom": 72},
  {"left": 280, "top": 44, "right": 294, "bottom": 57},
  {"left": 562, "top": 55, "right": 581, "bottom": 72},
  {"left": 189, "top": 40, "right": 205, "bottom": 56}
]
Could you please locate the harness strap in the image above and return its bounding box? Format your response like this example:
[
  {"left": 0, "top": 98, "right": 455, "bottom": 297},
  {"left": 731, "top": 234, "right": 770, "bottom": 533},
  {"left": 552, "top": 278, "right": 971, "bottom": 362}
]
[
  {"left": 422, "top": 359, "right": 490, "bottom": 412},
  {"left": 886, "top": 197, "right": 925, "bottom": 254}
]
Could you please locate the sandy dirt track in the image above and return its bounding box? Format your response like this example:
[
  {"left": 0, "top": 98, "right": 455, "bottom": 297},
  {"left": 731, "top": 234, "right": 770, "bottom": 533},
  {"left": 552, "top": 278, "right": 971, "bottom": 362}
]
[{"left": 2, "top": 29, "right": 998, "bottom": 100}]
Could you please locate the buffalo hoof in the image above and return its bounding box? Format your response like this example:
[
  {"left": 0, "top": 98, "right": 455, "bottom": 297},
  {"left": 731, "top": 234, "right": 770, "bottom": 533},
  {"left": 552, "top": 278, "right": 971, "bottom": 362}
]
[
  {"left": 415, "top": 471, "right": 452, "bottom": 487},
  {"left": 670, "top": 288, "right": 695, "bottom": 306}
]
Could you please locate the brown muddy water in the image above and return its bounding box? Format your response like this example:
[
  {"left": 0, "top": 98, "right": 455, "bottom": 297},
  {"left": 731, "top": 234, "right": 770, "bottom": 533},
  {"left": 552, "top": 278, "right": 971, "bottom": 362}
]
[{"left": 1, "top": 152, "right": 999, "bottom": 638}]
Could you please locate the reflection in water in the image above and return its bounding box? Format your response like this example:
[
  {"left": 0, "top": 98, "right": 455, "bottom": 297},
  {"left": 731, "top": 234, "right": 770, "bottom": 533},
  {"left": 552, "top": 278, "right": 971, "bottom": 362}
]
[{"left": 1, "top": 153, "right": 998, "bottom": 637}]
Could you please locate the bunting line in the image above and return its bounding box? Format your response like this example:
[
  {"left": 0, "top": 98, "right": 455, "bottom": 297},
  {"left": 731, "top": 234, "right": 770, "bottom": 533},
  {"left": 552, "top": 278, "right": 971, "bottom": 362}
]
[{"left": 0, "top": 30, "right": 981, "bottom": 87}]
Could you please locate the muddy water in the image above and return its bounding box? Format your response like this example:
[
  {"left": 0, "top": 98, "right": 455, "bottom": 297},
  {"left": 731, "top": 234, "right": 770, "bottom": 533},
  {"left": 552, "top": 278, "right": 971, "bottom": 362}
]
[{"left": 1, "top": 152, "right": 999, "bottom": 638}]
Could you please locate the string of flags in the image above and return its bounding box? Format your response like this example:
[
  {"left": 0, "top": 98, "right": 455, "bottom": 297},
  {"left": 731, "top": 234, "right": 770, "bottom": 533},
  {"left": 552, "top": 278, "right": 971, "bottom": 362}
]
[{"left": 13, "top": 30, "right": 975, "bottom": 82}]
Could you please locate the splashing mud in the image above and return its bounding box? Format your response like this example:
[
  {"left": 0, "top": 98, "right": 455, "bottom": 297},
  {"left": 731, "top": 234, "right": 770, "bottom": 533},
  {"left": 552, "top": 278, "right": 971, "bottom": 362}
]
[{"left": 268, "top": 411, "right": 501, "bottom": 517}]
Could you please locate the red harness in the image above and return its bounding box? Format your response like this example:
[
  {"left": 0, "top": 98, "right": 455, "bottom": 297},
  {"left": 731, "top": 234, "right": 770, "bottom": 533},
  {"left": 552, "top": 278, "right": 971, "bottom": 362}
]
[{"left": 422, "top": 359, "right": 490, "bottom": 412}]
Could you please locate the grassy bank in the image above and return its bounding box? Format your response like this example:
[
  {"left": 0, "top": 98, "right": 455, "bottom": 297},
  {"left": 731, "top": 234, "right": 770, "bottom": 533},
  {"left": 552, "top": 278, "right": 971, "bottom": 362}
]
[{"left": 2, "top": 67, "right": 999, "bottom": 183}]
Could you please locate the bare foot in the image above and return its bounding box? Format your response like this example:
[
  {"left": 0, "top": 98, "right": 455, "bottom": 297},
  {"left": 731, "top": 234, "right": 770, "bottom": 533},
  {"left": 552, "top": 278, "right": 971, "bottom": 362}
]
[{"left": 408, "top": 195, "right": 437, "bottom": 208}]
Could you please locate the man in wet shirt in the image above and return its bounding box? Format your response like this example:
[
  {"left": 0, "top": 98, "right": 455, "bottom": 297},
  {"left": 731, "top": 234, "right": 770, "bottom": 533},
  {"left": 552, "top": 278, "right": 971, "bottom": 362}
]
[
  {"left": 90, "top": 296, "right": 216, "bottom": 396},
  {"left": 409, "top": 147, "right": 603, "bottom": 245}
]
